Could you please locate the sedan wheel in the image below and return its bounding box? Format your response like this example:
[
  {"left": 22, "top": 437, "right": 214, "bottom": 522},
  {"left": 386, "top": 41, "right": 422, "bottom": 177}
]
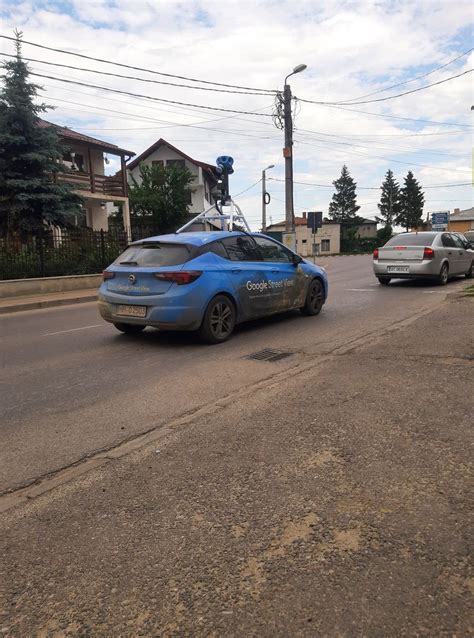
[
  {"left": 199, "top": 295, "right": 236, "bottom": 344},
  {"left": 466, "top": 261, "right": 473, "bottom": 279},
  {"left": 438, "top": 263, "right": 449, "bottom": 285},
  {"left": 300, "top": 279, "right": 324, "bottom": 316},
  {"left": 377, "top": 276, "right": 391, "bottom": 285}
]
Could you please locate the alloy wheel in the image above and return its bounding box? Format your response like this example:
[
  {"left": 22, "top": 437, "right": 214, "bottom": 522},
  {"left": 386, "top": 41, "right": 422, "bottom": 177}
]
[{"left": 210, "top": 301, "right": 233, "bottom": 339}]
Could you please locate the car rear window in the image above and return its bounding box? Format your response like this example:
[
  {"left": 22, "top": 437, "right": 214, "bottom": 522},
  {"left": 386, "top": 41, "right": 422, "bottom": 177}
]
[
  {"left": 114, "top": 243, "right": 192, "bottom": 267},
  {"left": 386, "top": 233, "right": 437, "bottom": 246}
]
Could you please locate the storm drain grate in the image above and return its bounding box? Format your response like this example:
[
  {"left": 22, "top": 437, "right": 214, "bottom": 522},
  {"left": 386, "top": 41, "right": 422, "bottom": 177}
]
[{"left": 245, "top": 348, "right": 293, "bottom": 363}]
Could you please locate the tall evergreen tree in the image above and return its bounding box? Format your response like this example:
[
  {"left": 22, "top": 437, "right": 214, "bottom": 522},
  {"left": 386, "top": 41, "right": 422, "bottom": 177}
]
[
  {"left": 328, "top": 165, "right": 361, "bottom": 228},
  {"left": 0, "top": 32, "right": 83, "bottom": 234},
  {"left": 377, "top": 169, "right": 400, "bottom": 230},
  {"left": 396, "top": 171, "right": 425, "bottom": 231}
]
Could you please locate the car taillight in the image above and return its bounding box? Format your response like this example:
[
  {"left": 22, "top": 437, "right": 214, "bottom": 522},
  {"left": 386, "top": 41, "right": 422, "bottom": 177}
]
[
  {"left": 154, "top": 271, "right": 202, "bottom": 285},
  {"left": 103, "top": 270, "right": 115, "bottom": 280},
  {"left": 373, "top": 248, "right": 379, "bottom": 259},
  {"left": 423, "top": 247, "right": 434, "bottom": 260}
]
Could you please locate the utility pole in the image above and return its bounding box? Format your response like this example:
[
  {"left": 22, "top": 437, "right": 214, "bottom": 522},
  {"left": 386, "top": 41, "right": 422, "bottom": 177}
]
[
  {"left": 282, "top": 64, "right": 307, "bottom": 234},
  {"left": 283, "top": 82, "right": 294, "bottom": 233},
  {"left": 261, "top": 164, "right": 274, "bottom": 233}
]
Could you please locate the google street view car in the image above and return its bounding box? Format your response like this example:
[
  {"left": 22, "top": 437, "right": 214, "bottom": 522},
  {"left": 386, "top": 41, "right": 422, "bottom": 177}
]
[{"left": 98, "top": 157, "right": 328, "bottom": 343}]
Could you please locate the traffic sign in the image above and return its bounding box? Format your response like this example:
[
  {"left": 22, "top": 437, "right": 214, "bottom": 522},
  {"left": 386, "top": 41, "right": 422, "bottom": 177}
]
[
  {"left": 431, "top": 211, "right": 449, "bottom": 229},
  {"left": 307, "top": 211, "right": 323, "bottom": 232}
]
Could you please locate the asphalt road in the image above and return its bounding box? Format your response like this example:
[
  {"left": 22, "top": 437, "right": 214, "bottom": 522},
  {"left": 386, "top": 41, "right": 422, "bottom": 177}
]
[{"left": 0, "top": 255, "right": 468, "bottom": 493}]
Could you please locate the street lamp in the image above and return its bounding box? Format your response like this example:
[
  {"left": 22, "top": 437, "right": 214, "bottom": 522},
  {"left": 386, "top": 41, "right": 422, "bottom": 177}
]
[
  {"left": 283, "top": 64, "right": 307, "bottom": 233},
  {"left": 261, "top": 164, "right": 274, "bottom": 232}
]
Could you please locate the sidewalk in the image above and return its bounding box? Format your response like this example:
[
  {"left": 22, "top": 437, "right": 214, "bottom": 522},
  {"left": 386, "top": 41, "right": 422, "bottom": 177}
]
[
  {"left": 0, "top": 296, "right": 472, "bottom": 636},
  {"left": 0, "top": 288, "right": 98, "bottom": 314}
]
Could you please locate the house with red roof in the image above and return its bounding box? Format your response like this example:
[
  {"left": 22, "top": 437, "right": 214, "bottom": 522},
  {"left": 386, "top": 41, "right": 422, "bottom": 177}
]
[
  {"left": 39, "top": 119, "right": 135, "bottom": 231},
  {"left": 266, "top": 213, "right": 341, "bottom": 256}
]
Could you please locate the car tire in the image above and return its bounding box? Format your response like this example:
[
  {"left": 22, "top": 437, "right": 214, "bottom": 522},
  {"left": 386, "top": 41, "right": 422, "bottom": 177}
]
[
  {"left": 437, "top": 263, "right": 449, "bottom": 285},
  {"left": 198, "top": 295, "right": 236, "bottom": 344},
  {"left": 377, "top": 276, "right": 391, "bottom": 285},
  {"left": 113, "top": 323, "right": 146, "bottom": 335},
  {"left": 466, "top": 261, "right": 473, "bottom": 279},
  {"left": 300, "top": 278, "right": 324, "bottom": 316}
]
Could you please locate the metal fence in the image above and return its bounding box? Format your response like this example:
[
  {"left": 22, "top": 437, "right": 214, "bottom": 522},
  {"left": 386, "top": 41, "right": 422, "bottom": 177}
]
[{"left": 0, "top": 226, "right": 160, "bottom": 280}]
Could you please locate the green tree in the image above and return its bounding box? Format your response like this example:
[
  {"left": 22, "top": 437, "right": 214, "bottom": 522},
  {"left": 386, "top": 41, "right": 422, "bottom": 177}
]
[
  {"left": 377, "top": 169, "right": 400, "bottom": 232},
  {"left": 128, "top": 162, "right": 194, "bottom": 234},
  {"left": 328, "top": 165, "right": 362, "bottom": 229},
  {"left": 0, "top": 32, "right": 83, "bottom": 234},
  {"left": 396, "top": 171, "right": 425, "bottom": 231}
]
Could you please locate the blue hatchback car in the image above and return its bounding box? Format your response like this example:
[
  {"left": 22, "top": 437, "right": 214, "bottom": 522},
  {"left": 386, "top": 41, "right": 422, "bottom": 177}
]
[{"left": 98, "top": 231, "right": 328, "bottom": 343}]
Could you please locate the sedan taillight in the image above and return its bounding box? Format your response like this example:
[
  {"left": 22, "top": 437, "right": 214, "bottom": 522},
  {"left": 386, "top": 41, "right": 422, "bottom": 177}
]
[
  {"left": 373, "top": 248, "right": 379, "bottom": 260},
  {"left": 423, "top": 247, "right": 435, "bottom": 260},
  {"left": 154, "top": 271, "right": 202, "bottom": 285}
]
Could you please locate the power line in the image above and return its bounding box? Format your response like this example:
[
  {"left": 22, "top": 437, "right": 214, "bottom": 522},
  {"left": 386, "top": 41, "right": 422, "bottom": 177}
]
[
  {"left": 0, "top": 34, "right": 275, "bottom": 93},
  {"left": 268, "top": 177, "right": 472, "bottom": 189},
  {"left": 298, "top": 101, "right": 472, "bottom": 128},
  {"left": 294, "top": 138, "right": 472, "bottom": 173},
  {"left": 0, "top": 51, "right": 271, "bottom": 96},
  {"left": 30, "top": 72, "right": 274, "bottom": 117},
  {"left": 234, "top": 179, "right": 263, "bottom": 198},
  {"left": 338, "top": 48, "right": 473, "bottom": 102}
]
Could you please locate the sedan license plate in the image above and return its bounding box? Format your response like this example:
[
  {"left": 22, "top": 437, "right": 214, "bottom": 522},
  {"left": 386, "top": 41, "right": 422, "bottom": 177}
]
[
  {"left": 116, "top": 304, "right": 147, "bottom": 318},
  {"left": 387, "top": 266, "right": 409, "bottom": 274}
]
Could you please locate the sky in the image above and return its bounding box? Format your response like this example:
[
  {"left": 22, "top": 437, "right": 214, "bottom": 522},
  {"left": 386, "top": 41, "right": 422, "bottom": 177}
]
[{"left": 0, "top": 0, "right": 473, "bottom": 230}]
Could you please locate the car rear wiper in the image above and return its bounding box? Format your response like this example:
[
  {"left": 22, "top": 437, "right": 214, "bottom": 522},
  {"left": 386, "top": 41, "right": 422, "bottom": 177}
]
[{"left": 120, "top": 260, "right": 138, "bottom": 265}]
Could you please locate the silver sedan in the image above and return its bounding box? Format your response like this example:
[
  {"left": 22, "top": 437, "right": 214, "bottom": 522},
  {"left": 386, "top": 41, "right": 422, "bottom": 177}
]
[{"left": 373, "top": 231, "right": 474, "bottom": 285}]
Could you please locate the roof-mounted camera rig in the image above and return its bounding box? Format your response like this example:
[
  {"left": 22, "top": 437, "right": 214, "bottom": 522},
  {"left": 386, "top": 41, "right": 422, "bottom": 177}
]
[{"left": 176, "top": 156, "right": 251, "bottom": 233}]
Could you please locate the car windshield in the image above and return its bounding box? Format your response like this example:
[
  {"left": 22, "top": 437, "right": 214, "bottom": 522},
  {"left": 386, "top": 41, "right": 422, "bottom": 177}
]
[
  {"left": 386, "top": 233, "right": 437, "bottom": 246},
  {"left": 114, "top": 243, "right": 192, "bottom": 267}
]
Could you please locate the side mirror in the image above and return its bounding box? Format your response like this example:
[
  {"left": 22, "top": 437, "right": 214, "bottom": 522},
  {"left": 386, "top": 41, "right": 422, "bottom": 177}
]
[{"left": 292, "top": 254, "right": 303, "bottom": 265}]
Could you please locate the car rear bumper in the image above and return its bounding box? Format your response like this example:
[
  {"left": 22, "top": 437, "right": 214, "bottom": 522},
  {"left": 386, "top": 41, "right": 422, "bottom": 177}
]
[
  {"left": 98, "top": 289, "right": 204, "bottom": 331},
  {"left": 373, "top": 260, "right": 440, "bottom": 278}
]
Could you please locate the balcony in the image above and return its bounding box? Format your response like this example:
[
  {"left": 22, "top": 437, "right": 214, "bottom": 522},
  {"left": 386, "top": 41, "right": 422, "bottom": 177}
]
[{"left": 55, "top": 171, "right": 126, "bottom": 198}]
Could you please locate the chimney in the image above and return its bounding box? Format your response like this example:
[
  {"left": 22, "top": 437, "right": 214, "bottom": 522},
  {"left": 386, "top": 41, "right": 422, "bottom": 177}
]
[
  {"left": 302, "top": 212, "right": 307, "bottom": 219},
  {"left": 453, "top": 208, "right": 460, "bottom": 216}
]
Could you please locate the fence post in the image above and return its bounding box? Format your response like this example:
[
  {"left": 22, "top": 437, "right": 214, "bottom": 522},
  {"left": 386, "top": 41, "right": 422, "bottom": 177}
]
[
  {"left": 38, "top": 229, "right": 45, "bottom": 277},
  {"left": 100, "top": 229, "right": 106, "bottom": 270}
]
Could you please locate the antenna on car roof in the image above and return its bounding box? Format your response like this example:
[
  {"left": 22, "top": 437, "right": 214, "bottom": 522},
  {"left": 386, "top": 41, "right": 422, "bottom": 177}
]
[{"left": 176, "top": 156, "right": 251, "bottom": 233}]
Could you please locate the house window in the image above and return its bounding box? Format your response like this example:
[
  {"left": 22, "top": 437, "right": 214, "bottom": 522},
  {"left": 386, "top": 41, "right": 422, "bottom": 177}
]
[
  {"left": 185, "top": 190, "right": 193, "bottom": 205},
  {"left": 302, "top": 239, "right": 307, "bottom": 244},
  {"left": 63, "top": 152, "right": 84, "bottom": 171},
  {"left": 166, "top": 159, "right": 185, "bottom": 169},
  {"left": 321, "top": 239, "right": 330, "bottom": 252},
  {"left": 152, "top": 160, "right": 164, "bottom": 167}
]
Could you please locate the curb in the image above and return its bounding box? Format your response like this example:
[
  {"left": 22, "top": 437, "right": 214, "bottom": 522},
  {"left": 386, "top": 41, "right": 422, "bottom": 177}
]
[{"left": 0, "top": 294, "right": 98, "bottom": 315}]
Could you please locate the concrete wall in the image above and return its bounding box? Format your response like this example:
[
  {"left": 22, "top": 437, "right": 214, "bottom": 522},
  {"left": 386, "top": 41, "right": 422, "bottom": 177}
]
[
  {"left": 267, "top": 223, "right": 341, "bottom": 256},
  {"left": 450, "top": 220, "right": 474, "bottom": 232},
  {"left": 0, "top": 274, "right": 102, "bottom": 299}
]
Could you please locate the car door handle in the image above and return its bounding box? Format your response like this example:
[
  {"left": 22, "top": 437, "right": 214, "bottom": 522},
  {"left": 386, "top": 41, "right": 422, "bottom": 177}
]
[
  {"left": 231, "top": 268, "right": 242, "bottom": 274},
  {"left": 448, "top": 252, "right": 452, "bottom": 255},
  {"left": 271, "top": 269, "right": 278, "bottom": 274}
]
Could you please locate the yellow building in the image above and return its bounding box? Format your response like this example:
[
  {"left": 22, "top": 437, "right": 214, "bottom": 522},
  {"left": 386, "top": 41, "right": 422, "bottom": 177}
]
[
  {"left": 266, "top": 214, "right": 341, "bottom": 256},
  {"left": 450, "top": 207, "right": 474, "bottom": 233}
]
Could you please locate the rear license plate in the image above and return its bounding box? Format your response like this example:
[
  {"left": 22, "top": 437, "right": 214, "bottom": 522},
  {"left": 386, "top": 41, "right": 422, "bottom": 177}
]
[
  {"left": 116, "top": 304, "right": 147, "bottom": 318},
  {"left": 388, "top": 266, "right": 409, "bottom": 274}
]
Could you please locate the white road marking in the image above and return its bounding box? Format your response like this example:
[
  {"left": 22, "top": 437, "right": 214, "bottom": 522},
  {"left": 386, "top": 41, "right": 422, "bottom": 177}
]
[
  {"left": 346, "top": 288, "right": 376, "bottom": 292},
  {"left": 42, "top": 324, "right": 103, "bottom": 337}
]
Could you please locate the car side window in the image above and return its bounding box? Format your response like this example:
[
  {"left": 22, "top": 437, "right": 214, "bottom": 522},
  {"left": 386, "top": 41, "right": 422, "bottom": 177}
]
[
  {"left": 441, "top": 234, "right": 456, "bottom": 248},
  {"left": 202, "top": 241, "right": 228, "bottom": 259},
  {"left": 451, "top": 235, "right": 464, "bottom": 249},
  {"left": 221, "top": 236, "right": 261, "bottom": 262},
  {"left": 254, "top": 237, "right": 292, "bottom": 263}
]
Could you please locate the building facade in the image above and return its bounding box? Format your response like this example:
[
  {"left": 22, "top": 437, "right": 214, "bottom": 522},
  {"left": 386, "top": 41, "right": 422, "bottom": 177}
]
[
  {"left": 449, "top": 207, "right": 474, "bottom": 232},
  {"left": 266, "top": 214, "right": 341, "bottom": 256},
  {"left": 39, "top": 119, "right": 134, "bottom": 231},
  {"left": 125, "top": 139, "right": 220, "bottom": 230}
]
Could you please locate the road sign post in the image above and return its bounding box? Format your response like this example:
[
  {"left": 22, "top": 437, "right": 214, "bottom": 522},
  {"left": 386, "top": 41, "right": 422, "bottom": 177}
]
[{"left": 430, "top": 211, "right": 450, "bottom": 231}]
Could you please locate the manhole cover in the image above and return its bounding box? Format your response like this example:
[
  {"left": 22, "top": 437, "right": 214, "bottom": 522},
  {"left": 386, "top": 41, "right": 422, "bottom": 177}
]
[{"left": 245, "top": 349, "right": 293, "bottom": 362}]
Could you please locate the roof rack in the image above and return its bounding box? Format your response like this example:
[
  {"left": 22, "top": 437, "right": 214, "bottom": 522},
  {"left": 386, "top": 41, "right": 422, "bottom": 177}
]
[{"left": 176, "top": 155, "right": 251, "bottom": 234}]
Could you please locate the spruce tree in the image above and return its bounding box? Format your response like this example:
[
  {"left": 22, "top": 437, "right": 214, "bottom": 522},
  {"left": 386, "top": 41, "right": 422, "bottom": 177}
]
[
  {"left": 328, "top": 165, "right": 361, "bottom": 229},
  {"left": 377, "top": 169, "right": 400, "bottom": 231},
  {"left": 0, "top": 32, "right": 83, "bottom": 234},
  {"left": 396, "top": 171, "right": 425, "bottom": 231}
]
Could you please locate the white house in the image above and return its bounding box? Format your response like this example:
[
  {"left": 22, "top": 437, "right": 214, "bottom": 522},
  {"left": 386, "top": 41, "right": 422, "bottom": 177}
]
[{"left": 125, "top": 139, "right": 221, "bottom": 231}]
